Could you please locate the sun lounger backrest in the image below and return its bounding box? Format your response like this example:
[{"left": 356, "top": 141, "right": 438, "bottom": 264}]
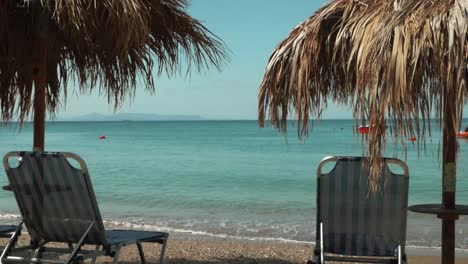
[
  {"left": 317, "top": 156, "right": 409, "bottom": 257},
  {"left": 3, "top": 152, "right": 107, "bottom": 245}
]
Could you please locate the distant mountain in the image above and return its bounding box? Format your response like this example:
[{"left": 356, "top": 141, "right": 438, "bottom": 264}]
[{"left": 60, "top": 112, "right": 204, "bottom": 121}]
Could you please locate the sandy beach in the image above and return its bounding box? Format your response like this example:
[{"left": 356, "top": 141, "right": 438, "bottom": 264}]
[{"left": 2, "top": 233, "right": 468, "bottom": 264}]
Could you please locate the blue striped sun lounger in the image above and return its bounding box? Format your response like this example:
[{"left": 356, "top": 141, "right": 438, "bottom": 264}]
[
  {"left": 308, "top": 156, "right": 409, "bottom": 264},
  {"left": 2, "top": 151, "right": 169, "bottom": 264}
]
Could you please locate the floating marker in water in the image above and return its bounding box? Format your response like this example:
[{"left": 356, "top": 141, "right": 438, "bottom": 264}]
[
  {"left": 358, "top": 125, "right": 369, "bottom": 134},
  {"left": 99, "top": 135, "right": 106, "bottom": 139},
  {"left": 408, "top": 137, "right": 416, "bottom": 141}
]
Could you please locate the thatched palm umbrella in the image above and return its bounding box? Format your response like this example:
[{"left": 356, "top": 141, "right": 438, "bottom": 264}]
[
  {"left": 0, "top": 0, "right": 226, "bottom": 151},
  {"left": 258, "top": 0, "right": 467, "bottom": 263}
]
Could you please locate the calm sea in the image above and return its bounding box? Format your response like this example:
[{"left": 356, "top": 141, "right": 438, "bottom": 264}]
[{"left": 0, "top": 120, "right": 467, "bottom": 249}]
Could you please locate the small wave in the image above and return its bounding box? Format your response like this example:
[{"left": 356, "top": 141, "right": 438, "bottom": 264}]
[
  {"left": 105, "top": 219, "right": 468, "bottom": 253},
  {"left": 406, "top": 245, "right": 468, "bottom": 253},
  {"left": 103, "top": 219, "right": 313, "bottom": 244},
  {"left": 0, "top": 213, "right": 21, "bottom": 220},
  {"left": 102, "top": 219, "right": 468, "bottom": 250}
]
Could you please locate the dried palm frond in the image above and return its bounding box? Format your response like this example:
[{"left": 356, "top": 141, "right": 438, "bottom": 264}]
[
  {"left": 0, "top": 0, "right": 227, "bottom": 122},
  {"left": 258, "top": 0, "right": 468, "bottom": 190}
]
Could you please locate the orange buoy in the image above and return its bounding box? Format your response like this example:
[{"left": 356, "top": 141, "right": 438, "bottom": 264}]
[
  {"left": 408, "top": 137, "right": 416, "bottom": 141},
  {"left": 99, "top": 135, "right": 106, "bottom": 139},
  {"left": 456, "top": 132, "right": 468, "bottom": 138}
]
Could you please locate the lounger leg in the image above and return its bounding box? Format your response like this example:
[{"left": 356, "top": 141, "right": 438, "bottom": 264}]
[
  {"left": 307, "top": 222, "right": 322, "bottom": 264},
  {"left": 397, "top": 245, "right": 408, "bottom": 264},
  {"left": 91, "top": 245, "right": 101, "bottom": 264},
  {"left": 320, "top": 222, "right": 324, "bottom": 264},
  {"left": 397, "top": 245, "right": 401, "bottom": 264},
  {"left": 307, "top": 249, "right": 321, "bottom": 264},
  {"left": 112, "top": 246, "right": 122, "bottom": 264},
  {"left": 159, "top": 234, "right": 169, "bottom": 264},
  {"left": 65, "top": 221, "right": 96, "bottom": 264},
  {"left": 136, "top": 242, "right": 146, "bottom": 264},
  {"left": 32, "top": 245, "right": 45, "bottom": 260},
  {"left": 402, "top": 254, "right": 408, "bottom": 264}
]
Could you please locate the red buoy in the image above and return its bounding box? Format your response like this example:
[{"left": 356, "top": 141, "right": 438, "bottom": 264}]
[
  {"left": 358, "top": 126, "right": 370, "bottom": 134},
  {"left": 408, "top": 137, "right": 416, "bottom": 141},
  {"left": 99, "top": 135, "right": 106, "bottom": 139}
]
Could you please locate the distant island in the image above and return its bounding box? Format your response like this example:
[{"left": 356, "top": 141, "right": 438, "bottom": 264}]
[{"left": 55, "top": 113, "right": 205, "bottom": 122}]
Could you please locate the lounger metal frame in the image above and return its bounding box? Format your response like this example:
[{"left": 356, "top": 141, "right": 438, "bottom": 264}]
[
  {"left": 2, "top": 151, "right": 169, "bottom": 264},
  {"left": 309, "top": 156, "right": 409, "bottom": 264}
]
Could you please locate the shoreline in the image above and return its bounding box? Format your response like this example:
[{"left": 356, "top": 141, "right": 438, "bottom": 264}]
[
  {"left": 1, "top": 215, "right": 468, "bottom": 255},
  {"left": 169, "top": 231, "right": 468, "bottom": 257}
]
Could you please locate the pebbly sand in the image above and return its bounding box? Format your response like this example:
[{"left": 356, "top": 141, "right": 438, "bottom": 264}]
[{"left": 2, "top": 233, "right": 468, "bottom": 264}]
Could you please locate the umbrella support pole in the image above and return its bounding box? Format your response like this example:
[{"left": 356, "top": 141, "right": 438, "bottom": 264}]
[
  {"left": 441, "top": 85, "right": 457, "bottom": 264},
  {"left": 32, "top": 9, "right": 48, "bottom": 152},
  {"left": 32, "top": 59, "right": 46, "bottom": 152},
  {"left": 441, "top": 167, "right": 456, "bottom": 264},
  {"left": 440, "top": 214, "right": 457, "bottom": 264}
]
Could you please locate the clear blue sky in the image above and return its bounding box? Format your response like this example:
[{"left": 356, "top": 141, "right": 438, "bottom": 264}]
[{"left": 58, "top": 0, "right": 356, "bottom": 120}]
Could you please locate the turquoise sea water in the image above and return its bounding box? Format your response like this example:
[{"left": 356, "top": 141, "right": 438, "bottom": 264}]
[{"left": 0, "top": 120, "right": 467, "bottom": 249}]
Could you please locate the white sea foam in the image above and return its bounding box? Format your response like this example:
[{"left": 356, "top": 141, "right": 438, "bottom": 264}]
[
  {"left": 0, "top": 213, "right": 20, "bottom": 220},
  {"left": 0, "top": 211, "right": 467, "bottom": 251},
  {"left": 102, "top": 218, "right": 468, "bottom": 250},
  {"left": 103, "top": 219, "right": 313, "bottom": 244}
]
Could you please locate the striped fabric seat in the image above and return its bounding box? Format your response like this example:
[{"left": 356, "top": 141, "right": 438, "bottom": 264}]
[
  {"left": 309, "top": 156, "right": 409, "bottom": 264},
  {"left": 2, "top": 151, "right": 169, "bottom": 264}
]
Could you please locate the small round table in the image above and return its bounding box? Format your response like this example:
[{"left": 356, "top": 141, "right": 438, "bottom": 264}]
[{"left": 408, "top": 204, "right": 468, "bottom": 220}]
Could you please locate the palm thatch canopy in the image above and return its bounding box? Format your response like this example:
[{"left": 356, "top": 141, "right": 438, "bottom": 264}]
[
  {"left": 0, "top": 0, "right": 227, "bottom": 122},
  {"left": 259, "top": 0, "right": 468, "bottom": 187}
]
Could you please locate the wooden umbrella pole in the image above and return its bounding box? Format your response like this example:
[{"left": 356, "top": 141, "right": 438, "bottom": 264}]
[
  {"left": 441, "top": 87, "right": 457, "bottom": 264},
  {"left": 32, "top": 36, "right": 47, "bottom": 152},
  {"left": 32, "top": 7, "right": 47, "bottom": 152}
]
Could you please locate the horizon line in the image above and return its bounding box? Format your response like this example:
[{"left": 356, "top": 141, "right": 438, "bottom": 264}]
[
  {"left": 6, "top": 118, "right": 359, "bottom": 123},
  {"left": 9, "top": 117, "right": 467, "bottom": 123}
]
